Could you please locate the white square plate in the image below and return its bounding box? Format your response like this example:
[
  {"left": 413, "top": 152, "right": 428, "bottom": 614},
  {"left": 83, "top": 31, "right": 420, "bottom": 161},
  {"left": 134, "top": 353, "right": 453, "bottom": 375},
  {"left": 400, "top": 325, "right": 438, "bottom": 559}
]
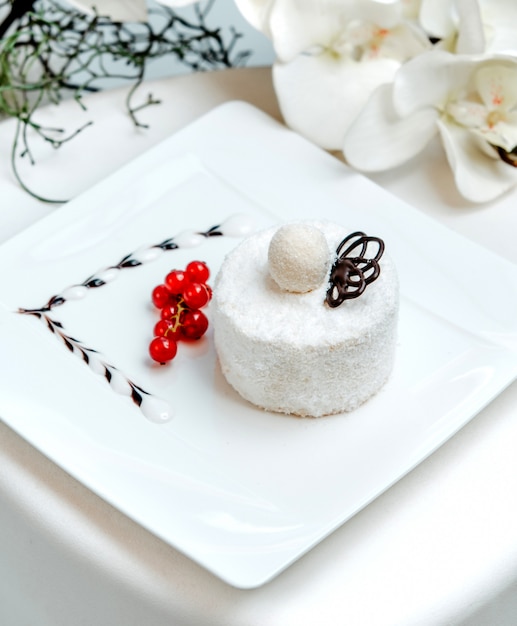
[{"left": 1, "top": 102, "right": 517, "bottom": 589}]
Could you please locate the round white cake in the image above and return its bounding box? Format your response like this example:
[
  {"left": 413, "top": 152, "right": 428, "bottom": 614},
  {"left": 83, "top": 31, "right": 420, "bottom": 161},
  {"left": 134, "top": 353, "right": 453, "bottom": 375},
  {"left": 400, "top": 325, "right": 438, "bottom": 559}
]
[{"left": 212, "top": 221, "right": 399, "bottom": 417}]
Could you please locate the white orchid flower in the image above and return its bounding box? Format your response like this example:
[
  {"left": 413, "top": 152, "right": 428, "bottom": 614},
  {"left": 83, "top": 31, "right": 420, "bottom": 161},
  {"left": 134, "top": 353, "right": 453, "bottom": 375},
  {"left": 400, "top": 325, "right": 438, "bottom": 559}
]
[
  {"left": 234, "top": 0, "right": 353, "bottom": 62},
  {"left": 65, "top": 0, "right": 197, "bottom": 23},
  {"left": 234, "top": 0, "right": 430, "bottom": 149},
  {"left": 419, "top": 0, "right": 484, "bottom": 53},
  {"left": 268, "top": 1, "right": 430, "bottom": 149},
  {"left": 419, "top": 0, "right": 517, "bottom": 55},
  {"left": 235, "top": 0, "right": 416, "bottom": 62},
  {"left": 343, "top": 50, "right": 517, "bottom": 202}
]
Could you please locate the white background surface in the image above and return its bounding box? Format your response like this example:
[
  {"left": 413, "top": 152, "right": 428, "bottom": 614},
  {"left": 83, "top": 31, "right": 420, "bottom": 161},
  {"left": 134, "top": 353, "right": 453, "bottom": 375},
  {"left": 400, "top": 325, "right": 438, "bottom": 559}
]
[{"left": 1, "top": 67, "right": 517, "bottom": 625}]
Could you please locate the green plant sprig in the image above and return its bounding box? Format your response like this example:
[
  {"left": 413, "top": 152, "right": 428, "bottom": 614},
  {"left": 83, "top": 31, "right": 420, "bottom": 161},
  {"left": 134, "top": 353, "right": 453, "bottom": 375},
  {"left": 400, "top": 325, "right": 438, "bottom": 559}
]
[{"left": 0, "top": 0, "right": 251, "bottom": 202}]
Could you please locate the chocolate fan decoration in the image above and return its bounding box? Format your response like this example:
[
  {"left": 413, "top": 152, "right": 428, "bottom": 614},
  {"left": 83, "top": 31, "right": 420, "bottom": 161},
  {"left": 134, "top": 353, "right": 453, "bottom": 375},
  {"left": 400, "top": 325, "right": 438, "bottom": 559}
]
[{"left": 326, "top": 231, "right": 385, "bottom": 307}]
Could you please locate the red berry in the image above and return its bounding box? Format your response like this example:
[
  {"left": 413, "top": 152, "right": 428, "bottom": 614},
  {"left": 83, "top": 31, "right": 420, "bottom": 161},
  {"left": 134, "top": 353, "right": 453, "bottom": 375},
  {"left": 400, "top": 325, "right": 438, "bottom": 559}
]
[
  {"left": 151, "top": 284, "right": 172, "bottom": 309},
  {"left": 149, "top": 336, "right": 177, "bottom": 363},
  {"left": 186, "top": 260, "right": 210, "bottom": 284},
  {"left": 182, "top": 282, "right": 210, "bottom": 309},
  {"left": 160, "top": 301, "right": 180, "bottom": 320},
  {"left": 153, "top": 319, "right": 182, "bottom": 340},
  {"left": 165, "top": 270, "right": 189, "bottom": 295},
  {"left": 181, "top": 310, "right": 209, "bottom": 340}
]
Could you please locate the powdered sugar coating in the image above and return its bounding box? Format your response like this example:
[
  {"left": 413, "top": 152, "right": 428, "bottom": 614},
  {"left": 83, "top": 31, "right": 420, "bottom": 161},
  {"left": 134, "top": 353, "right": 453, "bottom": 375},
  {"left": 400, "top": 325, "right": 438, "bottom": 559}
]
[{"left": 212, "top": 221, "right": 399, "bottom": 417}]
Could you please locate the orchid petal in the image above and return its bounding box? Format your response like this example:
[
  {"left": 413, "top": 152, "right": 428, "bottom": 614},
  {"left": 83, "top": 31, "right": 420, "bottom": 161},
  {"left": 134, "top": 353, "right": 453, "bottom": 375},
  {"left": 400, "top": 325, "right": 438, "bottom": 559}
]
[
  {"left": 269, "top": 0, "right": 355, "bottom": 62},
  {"left": 343, "top": 83, "right": 439, "bottom": 171},
  {"left": 455, "top": 0, "right": 485, "bottom": 54},
  {"left": 65, "top": 0, "right": 148, "bottom": 22},
  {"left": 273, "top": 54, "right": 400, "bottom": 150},
  {"left": 480, "top": 0, "right": 517, "bottom": 22},
  {"left": 267, "top": 0, "right": 403, "bottom": 62},
  {"left": 480, "top": 0, "right": 517, "bottom": 53},
  {"left": 233, "top": 0, "right": 274, "bottom": 37},
  {"left": 340, "top": 19, "right": 428, "bottom": 62},
  {"left": 484, "top": 29, "right": 517, "bottom": 56},
  {"left": 475, "top": 63, "right": 517, "bottom": 110},
  {"left": 438, "top": 119, "right": 517, "bottom": 202},
  {"left": 392, "top": 51, "right": 476, "bottom": 117},
  {"left": 370, "top": 22, "right": 431, "bottom": 61},
  {"left": 447, "top": 101, "right": 488, "bottom": 128},
  {"left": 420, "top": 0, "right": 517, "bottom": 55},
  {"left": 419, "top": 0, "right": 455, "bottom": 40},
  {"left": 472, "top": 122, "right": 517, "bottom": 152},
  {"left": 357, "top": 0, "right": 403, "bottom": 29},
  {"left": 401, "top": 0, "right": 421, "bottom": 20}
]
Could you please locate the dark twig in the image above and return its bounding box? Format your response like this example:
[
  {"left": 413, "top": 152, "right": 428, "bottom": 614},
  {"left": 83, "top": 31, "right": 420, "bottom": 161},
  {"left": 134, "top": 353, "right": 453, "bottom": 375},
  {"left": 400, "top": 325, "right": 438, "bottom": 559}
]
[{"left": 0, "top": 0, "right": 251, "bottom": 202}]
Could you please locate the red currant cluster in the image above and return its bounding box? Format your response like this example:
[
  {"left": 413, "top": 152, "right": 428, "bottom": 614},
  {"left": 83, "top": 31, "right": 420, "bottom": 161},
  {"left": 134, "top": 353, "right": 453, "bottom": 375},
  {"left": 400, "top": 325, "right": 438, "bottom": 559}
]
[{"left": 149, "top": 260, "right": 211, "bottom": 364}]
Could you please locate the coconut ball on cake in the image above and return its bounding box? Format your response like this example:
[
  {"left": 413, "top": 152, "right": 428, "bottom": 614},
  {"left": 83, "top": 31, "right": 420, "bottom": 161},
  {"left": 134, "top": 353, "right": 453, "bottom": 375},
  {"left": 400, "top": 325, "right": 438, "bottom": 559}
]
[
  {"left": 268, "top": 223, "right": 330, "bottom": 293},
  {"left": 212, "top": 220, "right": 399, "bottom": 417}
]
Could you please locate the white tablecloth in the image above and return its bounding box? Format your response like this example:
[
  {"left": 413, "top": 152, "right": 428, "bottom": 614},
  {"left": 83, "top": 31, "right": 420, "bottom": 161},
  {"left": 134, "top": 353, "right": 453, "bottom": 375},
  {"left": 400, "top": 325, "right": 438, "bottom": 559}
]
[{"left": 1, "top": 67, "right": 516, "bottom": 626}]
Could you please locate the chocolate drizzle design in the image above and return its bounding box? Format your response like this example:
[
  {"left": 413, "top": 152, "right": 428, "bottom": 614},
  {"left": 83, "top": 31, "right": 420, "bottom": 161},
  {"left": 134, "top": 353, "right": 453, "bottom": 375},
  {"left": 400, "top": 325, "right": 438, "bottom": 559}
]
[
  {"left": 15, "top": 219, "right": 236, "bottom": 423},
  {"left": 326, "top": 231, "right": 385, "bottom": 307}
]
